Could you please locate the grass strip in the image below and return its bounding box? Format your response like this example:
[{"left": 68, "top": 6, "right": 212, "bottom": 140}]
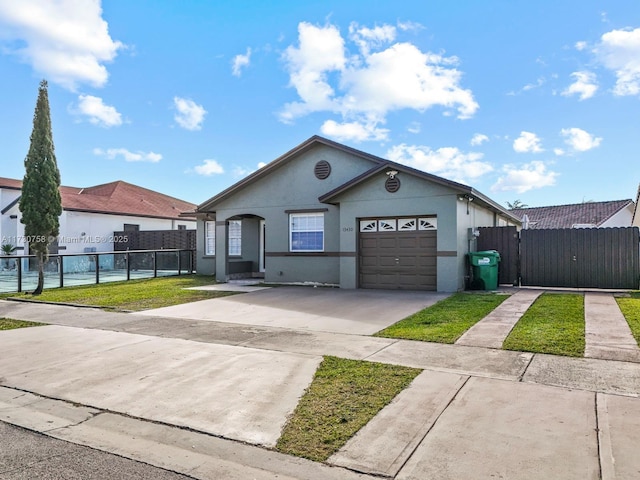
[
  {"left": 503, "top": 293, "right": 584, "bottom": 357},
  {"left": 374, "top": 292, "right": 510, "bottom": 343},
  {"left": 276, "top": 356, "right": 421, "bottom": 462},
  {"left": 0, "top": 318, "right": 45, "bottom": 330},
  {"left": 616, "top": 292, "right": 640, "bottom": 345},
  {"left": 0, "top": 275, "right": 231, "bottom": 311}
]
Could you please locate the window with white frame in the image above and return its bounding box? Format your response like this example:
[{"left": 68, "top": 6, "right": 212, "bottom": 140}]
[
  {"left": 205, "top": 221, "right": 215, "bottom": 256},
  {"left": 228, "top": 220, "right": 242, "bottom": 256},
  {"left": 290, "top": 213, "right": 324, "bottom": 252}
]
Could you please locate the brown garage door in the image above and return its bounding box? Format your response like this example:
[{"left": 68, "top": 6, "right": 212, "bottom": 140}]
[{"left": 359, "top": 217, "right": 437, "bottom": 290}]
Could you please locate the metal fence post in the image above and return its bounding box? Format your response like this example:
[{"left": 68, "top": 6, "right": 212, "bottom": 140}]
[
  {"left": 126, "top": 251, "right": 131, "bottom": 281},
  {"left": 59, "top": 256, "right": 64, "bottom": 288},
  {"left": 95, "top": 254, "right": 100, "bottom": 284},
  {"left": 178, "top": 250, "right": 182, "bottom": 275},
  {"left": 153, "top": 251, "right": 158, "bottom": 277},
  {"left": 17, "top": 258, "right": 22, "bottom": 293}
]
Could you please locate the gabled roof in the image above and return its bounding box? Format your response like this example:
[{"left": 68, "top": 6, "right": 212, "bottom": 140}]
[
  {"left": 319, "top": 160, "right": 520, "bottom": 222},
  {"left": 197, "top": 135, "right": 388, "bottom": 211},
  {"left": 0, "top": 178, "right": 196, "bottom": 220},
  {"left": 196, "top": 135, "right": 520, "bottom": 223},
  {"left": 0, "top": 177, "right": 24, "bottom": 190},
  {"left": 510, "top": 200, "right": 634, "bottom": 229}
]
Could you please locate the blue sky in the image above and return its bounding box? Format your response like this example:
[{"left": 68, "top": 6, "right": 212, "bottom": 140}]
[{"left": 0, "top": 1, "right": 639, "bottom": 208}]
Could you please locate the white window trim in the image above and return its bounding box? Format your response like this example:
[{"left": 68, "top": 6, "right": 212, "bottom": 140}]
[
  {"left": 228, "top": 220, "right": 242, "bottom": 256},
  {"left": 289, "top": 212, "right": 324, "bottom": 252},
  {"left": 205, "top": 221, "right": 215, "bottom": 256}
]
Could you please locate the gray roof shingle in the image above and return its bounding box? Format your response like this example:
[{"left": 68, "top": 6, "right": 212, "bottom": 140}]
[{"left": 510, "top": 200, "right": 634, "bottom": 229}]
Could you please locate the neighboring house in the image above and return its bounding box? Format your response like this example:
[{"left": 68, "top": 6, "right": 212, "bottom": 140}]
[
  {"left": 633, "top": 185, "right": 640, "bottom": 228},
  {"left": 511, "top": 200, "right": 635, "bottom": 230},
  {"left": 0, "top": 178, "right": 196, "bottom": 259},
  {"left": 192, "top": 136, "right": 520, "bottom": 292}
]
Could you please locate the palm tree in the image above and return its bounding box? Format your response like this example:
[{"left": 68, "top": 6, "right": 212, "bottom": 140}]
[
  {"left": 506, "top": 199, "right": 528, "bottom": 209},
  {"left": 1, "top": 244, "right": 17, "bottom": 270}
]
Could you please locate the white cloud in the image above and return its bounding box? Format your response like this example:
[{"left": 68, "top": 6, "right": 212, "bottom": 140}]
[
  {"left": 407, "top": 122, "right": 421, "bottom": 134},
  {"left": 554, "top": 148, "right": 565, "bottom": 156},
  {"left": 508, "top": 77, "right": 545, "bottom": 96},
  {"left": 173, "top": 97, "right": 207, "bottom": 131},
  {"left": 386, "top": 144, "right": 493, "bottom": 184},
  {"left": 513, "top": 131, "right": 544, "bottom": 153},
  {"left": 575, "top": 41, "right": 588, "bottom": 51},
  {"left": 522, "top": 77, "right": 545, "bottom": 91},
  {"left": 470, "top": 133, "right": 489, "bottom": 146},
  {"left": 340, "top": 42, "right": 477, "bottom": 119},
  {"left": 93, "top": 148, "right": 161, "bottom": 163},
  {"left": 562, "top": 71, "right": 598, "bottom": 100},
  {"left": 193, "top": 159, "right": 224, "bottom": 176},
  {"left": 595, "top": 27, "right": 640, "bottom": 96},
  {"left": 279, "top": 21, "right": 478, "bottom": 132},
  {"left": 233, "top": 162, "right": 266, "bottom": 177},
  {"left": 320, "top": 119, "right": 389, "bottom": 142},
  {"left": 397, "top": 20, "right": 424, "bottom": 32},
  {"left": 349, "top": 22, "right": 396, "bottom": 55},
  {"left": 492, "top": 161, "right": 558, "bottom": 193},
  {"left": 232, "top": 48, "right": 251, "bottom": 77},
  {"left": 280, "top": 22, "right": 346, "bottom": 122},
  {"left": 560, "top": 127, "right": 602, "bottom": 152},
  {"left": 0, "top": 0, "right": 123, "bottom": 90},
  {"left": 73, "top": 94, "right": 122, "bottom": 127}
]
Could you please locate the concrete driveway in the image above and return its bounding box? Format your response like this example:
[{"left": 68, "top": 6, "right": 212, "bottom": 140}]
[{"left": 135, "top": 286, "right": 449, "bottom": 335}]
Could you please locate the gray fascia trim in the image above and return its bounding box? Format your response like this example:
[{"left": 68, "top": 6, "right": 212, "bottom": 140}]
[
  {"left": 597, "top": 199, "right": 635, "bottom": 226},
  {"left": 319, "top": 161, "right": 476, "bottom": 204},
  {"left": 196, "top": 135, "right": 386, "bottom": 212},
  {"left": 319, "top": 164, "right": 390, "bottom": 204},
  {"left": 319, "top": 160, "right": 520, "bottom": 223},
  {"left": 1, "top": 196, "right": 20, "bottom": 215},
  {"left": 467, "top": 189, "right": 522, "bottom": 223},
  {"left": 284, "top": 208, "right": 329, "bottom": 214}
]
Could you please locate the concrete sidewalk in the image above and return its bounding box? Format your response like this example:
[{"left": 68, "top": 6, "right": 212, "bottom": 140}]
[
  {"left": 584, "top": 292, "right": 640, "bottom": 362},
  {"left": 1, "top": 298, "right": 640, "bottom": 479},
  {"left": 455, "top": 289, "right": 542, "bottom": 348}
]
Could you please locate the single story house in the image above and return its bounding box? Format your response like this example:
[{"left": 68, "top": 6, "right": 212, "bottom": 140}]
[
  {"left": 192, "top": 136, "right": 520, "bottom": 292},
  {"left": 510, "top": 199, "right": 635, "bottom": 229},
  {"left": 0, "top": 178, "right": 196, "bottom": 258}
]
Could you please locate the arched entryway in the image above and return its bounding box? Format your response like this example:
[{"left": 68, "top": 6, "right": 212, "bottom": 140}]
[{"left": 224, "top": 214, "right": 265, "bottom": 281}]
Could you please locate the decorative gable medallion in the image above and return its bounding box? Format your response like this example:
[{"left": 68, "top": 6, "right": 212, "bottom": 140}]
[
  {"left": 314, "top": 160, "right": 331, "bottom": 179},
  {"left": 385, "top": 176, "right": 401, "bottom": 193}
]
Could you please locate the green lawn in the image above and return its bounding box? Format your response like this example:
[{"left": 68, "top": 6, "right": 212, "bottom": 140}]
[
  {"left": 503, "top": 293, "right": 585, "bottom": 357},
  {"left": 0, "top": 318, "right": 45, "bottom": 330},
  {"left": 1, "top": 275, "right": 232, "bottom": 311},
  {"left": 616, "top": 292, "right": 640, "bottom": 345},
  {"left": 374, "top": 292, "right": 510, "bottom": 343},
  {"left": 276, "top": 356, "right": 421, "bottom": 462}
]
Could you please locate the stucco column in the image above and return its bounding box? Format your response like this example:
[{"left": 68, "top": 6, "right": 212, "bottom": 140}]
[{"left": 215, "top": 221, "right": 228, "bottom": 282}]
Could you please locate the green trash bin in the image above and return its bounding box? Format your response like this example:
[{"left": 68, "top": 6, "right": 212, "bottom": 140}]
[{"left": 468, "top": 250, "right": 501, "bottom": 290}]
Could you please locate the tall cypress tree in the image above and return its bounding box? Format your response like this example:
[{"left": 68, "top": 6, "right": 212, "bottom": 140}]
[{"left": 19, "top": 80, "right": 62, "bottom": 295}]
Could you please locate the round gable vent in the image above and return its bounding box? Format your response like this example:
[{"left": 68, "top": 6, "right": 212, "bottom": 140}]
[
  {"left": 314, "top": 160, "right": 331, "bottom": 179},
  {"left": 385, "top": 176, "right": 401, "bottom": 193}
]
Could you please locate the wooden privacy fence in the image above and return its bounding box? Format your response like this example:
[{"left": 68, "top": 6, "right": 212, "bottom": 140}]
[
  {"left": 113, "top": 229, "right": 196, "bottom": 251},
  {"left": 477, "top": 226, "right": 640, "bottom": 289}
]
